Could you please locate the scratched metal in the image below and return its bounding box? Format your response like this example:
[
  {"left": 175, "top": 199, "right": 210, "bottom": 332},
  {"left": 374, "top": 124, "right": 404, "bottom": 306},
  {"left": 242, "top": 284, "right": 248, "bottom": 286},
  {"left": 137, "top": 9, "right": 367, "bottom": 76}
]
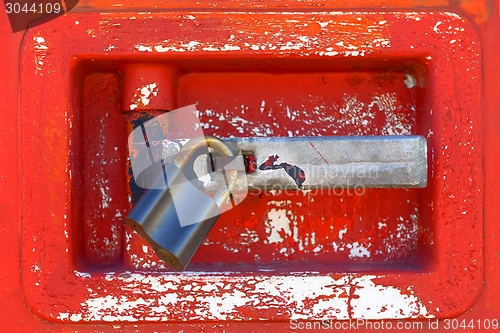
[
  {"left": 235, "top": 136, "right": 426, "bottom": 190},
  {"left": 161, "top": 136, "right": 427, "bottom": 190}
]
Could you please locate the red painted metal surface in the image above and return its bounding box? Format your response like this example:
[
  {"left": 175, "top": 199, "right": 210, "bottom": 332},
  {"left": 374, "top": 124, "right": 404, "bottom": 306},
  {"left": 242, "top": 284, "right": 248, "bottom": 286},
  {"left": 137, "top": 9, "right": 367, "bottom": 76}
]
[{"left": 1, "top": 0, "right": 499, "bottom": 332}]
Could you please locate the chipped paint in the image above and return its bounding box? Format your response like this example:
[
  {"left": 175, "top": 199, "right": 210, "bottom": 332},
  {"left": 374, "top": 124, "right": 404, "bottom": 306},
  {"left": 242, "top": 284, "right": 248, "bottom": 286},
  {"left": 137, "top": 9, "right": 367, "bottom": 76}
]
[
  {"left": 99, "top": 186, "right": 112, "bottom": 208},
  {"left": 265, "top": 208, "right": 292, "bottom": 244},
  {"left": 33, "top": 36, "right": 48, "bottom": 73},
  {"left": 370, "top": 93, "right": 413, "bottom": 135},
  {"left": 346, "top": 242, "right": 371, "bottom": 258},
  {"left": 433, "top": 21, "right": 443, "bottom": 33},
  {"left": 54, "top": 273, "right": 432, "bottom": 321},
  {"left": 194, "top": 91, "right": 415, "bottom": 138},
  {"left": 339, "top": 227, "right": 348, "bottom": 240},
  {"left": 130, "top": 12, "right": 393, "bottom": 57},
  {"left": 404, "top": 74, "right": 417, "bottom": 89},
  {"left": 129, "top": 83, "right": 158, "bottom": 110}
]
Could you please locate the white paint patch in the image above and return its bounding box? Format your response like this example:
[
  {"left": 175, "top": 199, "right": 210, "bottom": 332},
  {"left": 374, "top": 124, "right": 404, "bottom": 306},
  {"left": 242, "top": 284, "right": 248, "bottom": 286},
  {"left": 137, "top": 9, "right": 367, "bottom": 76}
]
[
  {"left": 34, "top": 36, "right": 46, "bottom": 46},
  {"left": 74, "top": 271, "right": 91, "bottom": 279},
  {"left": 265, "top": 208, "right": 292, "bottom": 244},
  {"left": 346, "top": 242, "right": 371, "bottom": 258},
  {"left": 135, "top": 44, "right": 153, "bottom": 52},
  {"left": 433, "top": 21, "right": 443, "bottom": 33},
  {"left": 404, "top": 74, "right": 417, "bottom": 89},
  {"left": 338, "top": 227, "right": 348, "bottom": 240},
  {"left": 338, "top": 95, "right": 373, "bottom": 130},
  {"left": 404, "top": 12, "right": 422, "bottom": 21},
  {"left": 351, "top": 279, "right": 426, "bottom": 319},
  {"left": 70, "top": 314, "right": 83, "bottom": 322},
  {"left": 57, "top": 273, "right": 432, "bottom": 322},
  {"left": 368, "top": 93, "right": 413, "bottom": 135},
  {"left": 135, "top": 41, "right": 243, "bottom": 53},
  {"left": 222, "top": 44, "right": 241, "bottom": 51},
  {"left": 84, "top": 295, "right": 150, "bottom": 322},
  {"left": 129, "top": 83, "right": 158, "bottom": 110},
  {"left": 33, "top": 36, "right": 48, "bottom": 73},
  {"left": 100, "top": 187, "right": 112, "bottom": 209},
  {"left": 267, "top": 200, "right": 293, "bottom": 207},
  {"left": 183, "top": 41, "right": 201, "bottom": 51},
  {"left": 128, "top": 12, "right": 396, "bottom": 59},
  {"left": 58, "top": 312, "right": 69, "bottom": 320},
  {"left": 313, "top": 245, "right": 323, "bottom": 253},
  {"left": 317, "top": 21, "right": 329, "bottom": 29},
  {"left": 239, "top": 229, "right": 260, "bottom": 245},
  {"left": 280, "top": 42, "right": 303, "bottom": 51}
]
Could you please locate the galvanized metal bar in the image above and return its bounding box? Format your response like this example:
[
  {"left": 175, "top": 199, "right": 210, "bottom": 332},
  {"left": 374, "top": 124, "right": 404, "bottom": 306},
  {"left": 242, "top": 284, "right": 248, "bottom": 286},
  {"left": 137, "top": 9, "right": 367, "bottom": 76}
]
[{"left": 164, "top": 135, "right": 428, "bottom": 191}]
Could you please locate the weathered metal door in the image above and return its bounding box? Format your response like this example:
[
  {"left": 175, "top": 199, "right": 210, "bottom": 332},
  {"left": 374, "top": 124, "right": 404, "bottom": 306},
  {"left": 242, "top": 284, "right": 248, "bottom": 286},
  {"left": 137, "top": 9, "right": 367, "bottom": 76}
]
[{"left": 1, "top": 0, "right": 499, "bottom": 331}]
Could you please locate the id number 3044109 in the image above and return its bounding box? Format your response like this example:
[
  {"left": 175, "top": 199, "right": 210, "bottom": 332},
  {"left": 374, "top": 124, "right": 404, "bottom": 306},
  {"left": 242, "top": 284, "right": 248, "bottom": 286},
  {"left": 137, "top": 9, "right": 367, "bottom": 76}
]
[
  {"left": 5, "top": 2, "right": 62, "bottom": 14},
  {"left": 441, "top": 319, "right": 499, "bottom": 330}
]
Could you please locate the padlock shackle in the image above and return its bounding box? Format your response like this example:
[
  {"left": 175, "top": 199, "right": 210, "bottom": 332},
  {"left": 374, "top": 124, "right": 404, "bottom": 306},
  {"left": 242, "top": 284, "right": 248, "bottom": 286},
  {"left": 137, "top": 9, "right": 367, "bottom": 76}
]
[{"left": 173, "top": 135, "right": 238, "bottom": 208}]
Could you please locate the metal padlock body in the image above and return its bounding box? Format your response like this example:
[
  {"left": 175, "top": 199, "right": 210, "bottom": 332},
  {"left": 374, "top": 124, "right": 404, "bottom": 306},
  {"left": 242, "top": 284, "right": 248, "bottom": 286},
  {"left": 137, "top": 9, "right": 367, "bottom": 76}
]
[
  {"left": 126, "top": 136, "right": 237, "bottom": 271},
  {"left": 127, "top": 163, "right": 222, "bottom": 271}
]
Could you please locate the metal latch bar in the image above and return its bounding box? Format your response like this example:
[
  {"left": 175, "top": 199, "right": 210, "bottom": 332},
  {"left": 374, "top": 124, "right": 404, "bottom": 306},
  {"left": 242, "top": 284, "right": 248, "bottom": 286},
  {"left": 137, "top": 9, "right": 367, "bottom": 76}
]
[{"left": 185, "top": 135, "right": 428, "bottom": 191}]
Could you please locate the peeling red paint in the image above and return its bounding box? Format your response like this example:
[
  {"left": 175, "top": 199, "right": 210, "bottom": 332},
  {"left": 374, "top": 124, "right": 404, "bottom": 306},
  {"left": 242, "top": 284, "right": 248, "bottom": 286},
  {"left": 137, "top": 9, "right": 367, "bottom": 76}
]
[
  {"left": 243, "top": 154, "right": 257, "bottom": 174},
  {"left": 258, "top": 155, "right": 306, "bottom": 189}
]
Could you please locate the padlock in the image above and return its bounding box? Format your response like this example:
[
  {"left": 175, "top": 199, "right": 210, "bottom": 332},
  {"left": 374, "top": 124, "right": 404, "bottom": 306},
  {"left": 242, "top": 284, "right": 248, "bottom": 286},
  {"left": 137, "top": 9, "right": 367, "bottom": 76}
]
[{"left": 125, "top": 136, "right": 240, "bottom": 271}]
